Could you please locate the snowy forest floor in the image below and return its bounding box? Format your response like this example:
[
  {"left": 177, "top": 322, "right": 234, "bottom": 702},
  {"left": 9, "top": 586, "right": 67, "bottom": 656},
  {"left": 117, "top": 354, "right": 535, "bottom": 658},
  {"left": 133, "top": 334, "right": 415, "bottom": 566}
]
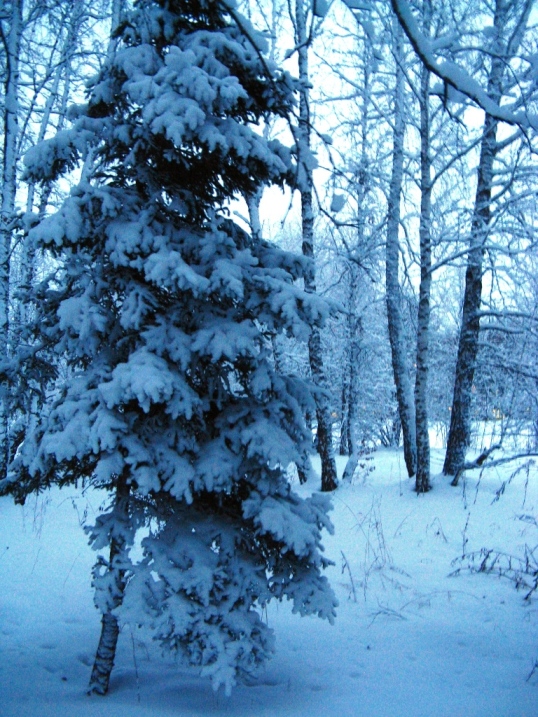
[{"left": 1, "top": 448, "right": 537, "bottom": 717}]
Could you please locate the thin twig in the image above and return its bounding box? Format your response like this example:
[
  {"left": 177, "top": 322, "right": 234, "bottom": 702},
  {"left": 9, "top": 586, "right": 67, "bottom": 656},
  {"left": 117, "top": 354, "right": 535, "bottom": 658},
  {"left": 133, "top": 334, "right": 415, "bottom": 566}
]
[{"left": 341, "top": 550, "right": 357, "bottom": 603}]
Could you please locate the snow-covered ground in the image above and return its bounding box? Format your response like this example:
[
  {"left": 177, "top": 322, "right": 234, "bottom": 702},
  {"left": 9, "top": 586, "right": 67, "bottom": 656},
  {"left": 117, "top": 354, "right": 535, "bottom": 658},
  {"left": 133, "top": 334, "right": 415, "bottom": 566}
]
[{"left": 1, "top": 448, "right": 537, "bottom": 716}]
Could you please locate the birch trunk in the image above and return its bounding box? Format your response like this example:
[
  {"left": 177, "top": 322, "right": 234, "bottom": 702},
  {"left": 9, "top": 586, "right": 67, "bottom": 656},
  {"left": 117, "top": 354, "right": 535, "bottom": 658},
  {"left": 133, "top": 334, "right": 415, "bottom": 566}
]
[
  {"left": 296, "top": 0, "right": 337, "bottom": 492},
  {"left": 414, "top": 3, "right": 432, "bottom": 493},
  {"left": 88, "top": 475, "right": 131, "bottom": 696},
  {"left": 339, "top": 376, "right": 351, "bottom": 456},
  {"left": 0, "top": 0, "right": 23, "bottom": 479},
  {"left": 442, "top": 109, "right": 498, "bottom": 477},
  {"left": 385, "top": 20, "right": 416, "bottom": 478},
  {"left": 106, "top": 0, "right": 125, "bottom": 59},
  {"left": 342, "top": 313, "right": 362, "bottom": 482},
  {"left": 442, "top": 0, "right": 529, "bottom": 477}
]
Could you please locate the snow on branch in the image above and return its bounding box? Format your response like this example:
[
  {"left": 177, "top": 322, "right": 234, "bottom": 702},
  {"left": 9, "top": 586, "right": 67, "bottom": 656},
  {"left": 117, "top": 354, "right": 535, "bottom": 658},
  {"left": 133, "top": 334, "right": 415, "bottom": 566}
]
[{"left": 384, "top": 0, "right": 538, "bottom": 131}]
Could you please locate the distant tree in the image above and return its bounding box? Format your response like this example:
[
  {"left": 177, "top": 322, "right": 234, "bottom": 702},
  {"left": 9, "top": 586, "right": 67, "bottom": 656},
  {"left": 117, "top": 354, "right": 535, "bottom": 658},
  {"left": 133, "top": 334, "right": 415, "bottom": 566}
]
[{"left": 2, "top": 0, "right": 336, "bottom": 696}]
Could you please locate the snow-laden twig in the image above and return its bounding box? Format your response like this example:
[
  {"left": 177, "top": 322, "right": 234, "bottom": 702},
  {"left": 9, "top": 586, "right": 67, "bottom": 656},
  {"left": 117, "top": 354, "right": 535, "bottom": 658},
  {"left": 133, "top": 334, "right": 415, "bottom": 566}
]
[{"left": 368, "top": 601, "right": 407, "bottom": 626}]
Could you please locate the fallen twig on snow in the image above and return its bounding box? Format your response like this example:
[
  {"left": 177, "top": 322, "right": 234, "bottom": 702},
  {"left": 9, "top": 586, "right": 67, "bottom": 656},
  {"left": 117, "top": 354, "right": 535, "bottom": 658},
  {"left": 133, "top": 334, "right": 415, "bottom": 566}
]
[
  {"left": 451, "top": 444, "right": 501, "bottom": 486},
  {"left": 449, "top": 545, "right": 538, "bottom": 601}
]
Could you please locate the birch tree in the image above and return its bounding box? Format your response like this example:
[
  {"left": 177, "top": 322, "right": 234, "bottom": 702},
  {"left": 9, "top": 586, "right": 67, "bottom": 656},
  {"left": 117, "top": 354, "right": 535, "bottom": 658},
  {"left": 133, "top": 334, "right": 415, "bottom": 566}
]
[
  {"left": 0, "top": 0, "right": 23, "bottom": 478},
  {"left": 443, "top": 0, "right": 536, "bottom": 477},
  {"left": 294, "top": 0, "right": 338, "bottom": 491},
  {"left": 384, "top": 16, "right": 417, "bottom": 479},
  {"left": 412, "top": 0, "right": 432, "bottom": 493}
]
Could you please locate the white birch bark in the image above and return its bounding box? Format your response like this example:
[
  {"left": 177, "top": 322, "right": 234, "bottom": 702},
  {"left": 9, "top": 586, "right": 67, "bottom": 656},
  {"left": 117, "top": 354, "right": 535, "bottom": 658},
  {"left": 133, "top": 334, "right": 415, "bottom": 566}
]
[
  {"left": 88, "top": 475, "right": 130, "bottom": 696},
  {"left": 0, "top": 0, "right": 24, "bottom": 478},
  {"left": 443, "top": 0, "right": 533, "bottom": 477},
  {"left": 341, "top": 307, "right": 362, "bottom": 482},
  {"left": 106, "top": 0, "right": 124, "bottom": 59},
  {"left": 385, "top": 19, "right": 417, "bottom": 478},
  {"left": 414, "top": 0, "right": 432, "bottom": 493}
]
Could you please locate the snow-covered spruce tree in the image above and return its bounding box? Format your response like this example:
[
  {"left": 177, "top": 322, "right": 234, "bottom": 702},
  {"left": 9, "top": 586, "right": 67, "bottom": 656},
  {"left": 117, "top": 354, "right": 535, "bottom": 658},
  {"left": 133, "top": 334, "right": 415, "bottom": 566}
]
[{"left": 2, "top": 0, "right": 337, "bottom": 697}]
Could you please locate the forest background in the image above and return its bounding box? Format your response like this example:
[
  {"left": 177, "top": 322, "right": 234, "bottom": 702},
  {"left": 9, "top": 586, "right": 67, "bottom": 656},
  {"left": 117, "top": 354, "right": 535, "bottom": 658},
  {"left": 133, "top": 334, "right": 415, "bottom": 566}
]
[{"left": 2, "top": 0, "right": 538, "bottom": 495}]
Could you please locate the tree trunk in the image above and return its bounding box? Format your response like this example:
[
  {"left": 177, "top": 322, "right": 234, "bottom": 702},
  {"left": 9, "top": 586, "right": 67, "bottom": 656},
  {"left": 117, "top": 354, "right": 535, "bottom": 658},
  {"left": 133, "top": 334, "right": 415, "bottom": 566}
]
[
  {"left": 385, "top": 20, "right": 416, "bottom": 478},
  {"left": 308, "top": 328, "right": 338, "bottom": 491},
  {"left": 339, "top": 282, "right": 360, "bottom": 458},
  {"left": 442, "top": 124, "right": 495, "bottom": 477},
  {"left": 414, "top": 3, "right": 432, "bottom": 493},
  {"left": 443, "top": 4, "right": 509, "bottom": 477},
  {"left": 342, "top": 297, "right": 362, "bottom": 480},
  {"left": 106, "top": 0, "right": 125, "bottom": 59},
  {"left": 88, "top": 476, "right": 130, "bottom": 696},
  {"left": 339, "top": 377, "right": 351, "bottom": 456},
  {"left": 0, "top": 0, "right": 23, "bottom": 480},
  {"left": 296, "top": 0, "right": 337, "bottom": 492},
  {"left": 88, "top": 613, "right": 121, "bottom": 696}
]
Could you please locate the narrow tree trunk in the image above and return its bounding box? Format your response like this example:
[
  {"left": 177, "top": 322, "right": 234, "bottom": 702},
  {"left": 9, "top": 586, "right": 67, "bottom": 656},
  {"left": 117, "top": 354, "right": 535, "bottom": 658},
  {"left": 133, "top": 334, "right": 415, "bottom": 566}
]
[
  {"left": 339, "top": 284, "right": 357, "bottom": 458},
  {"left": 385, "top": 20, "right": 416, "bottom": 478},
  {"left": 342, "top": 392, "right": 360, "bottom": 481},
  {"left": 339, "top": 377, "right": 351, "bottom": 456},
  {"left": 342, "top": 448, "right": 359, "bottom": 483},
  {"left": 308, "top": 328, "right": 338, "bottom": 491},
  {"left": 246, "top": 189, "right": 264, "bottom": 241},
  {"left": 414, "top": 3, "right": 432, "bottom": 493},
  {"left": 296, "top": 0, "right": 337, "bottom": 492},
  {"left": 88, "top": 476, "right": 130, "bottom": 696},
  {"left": 342, "top": 315, "right": 362, "bottom": 482},
  {"left": 389, "top": 408, "right": 401, "bottom": 447}
]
